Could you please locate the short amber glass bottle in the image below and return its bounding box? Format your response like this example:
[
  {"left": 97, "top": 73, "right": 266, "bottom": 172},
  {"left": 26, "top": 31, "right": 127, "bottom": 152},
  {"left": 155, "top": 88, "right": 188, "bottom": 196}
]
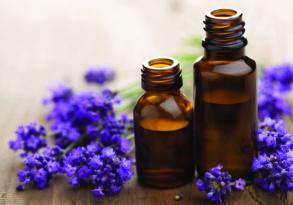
[
  {"left": 194, "top": 9, "right": 257, "bottom": 179},
  {"left": 134, "top": 57, "right": 194, "bottom": 188}
]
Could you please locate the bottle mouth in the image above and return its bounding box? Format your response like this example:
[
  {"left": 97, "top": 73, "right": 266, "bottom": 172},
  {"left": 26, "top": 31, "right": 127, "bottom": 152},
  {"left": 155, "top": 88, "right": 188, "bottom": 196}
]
[
  {"left": 143, "top": 57, "right": 179, "bottom": 71},
  {"left": 206, "top": 8, "right": 242, "bottom": 20},
  {"left": 141, "top": 57, "right": 182, "bottom": 91}
]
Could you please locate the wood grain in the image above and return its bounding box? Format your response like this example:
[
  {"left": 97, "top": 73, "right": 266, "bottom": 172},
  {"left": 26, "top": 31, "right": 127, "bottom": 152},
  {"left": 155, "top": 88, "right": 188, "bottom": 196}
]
[{"left": 0, "top": 0, "right": 293, "bottom": 204}]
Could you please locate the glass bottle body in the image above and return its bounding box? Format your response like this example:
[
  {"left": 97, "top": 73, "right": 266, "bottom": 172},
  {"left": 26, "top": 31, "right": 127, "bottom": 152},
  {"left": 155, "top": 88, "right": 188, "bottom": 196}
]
[
  {"left": 194, "top": 55, "right": 257, "bottom": 179},
  {"left": 134, "top": 89, "right": 194, "bottom": 188}
]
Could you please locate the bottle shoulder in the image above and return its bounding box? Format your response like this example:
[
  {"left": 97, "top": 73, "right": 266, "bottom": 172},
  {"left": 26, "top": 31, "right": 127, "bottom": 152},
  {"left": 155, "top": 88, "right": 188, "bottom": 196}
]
[
  {"left": 194, "top": 56, "right": 256, "bottom": 76},
  {"left": 134, "top": 91, "right": 192, "bottom": 120}
]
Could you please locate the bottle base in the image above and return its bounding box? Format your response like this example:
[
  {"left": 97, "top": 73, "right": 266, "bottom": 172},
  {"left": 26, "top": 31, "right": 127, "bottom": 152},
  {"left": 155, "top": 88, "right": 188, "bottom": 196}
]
[{"left": 137, "top": 170, "right": 194, "bottom": 189}]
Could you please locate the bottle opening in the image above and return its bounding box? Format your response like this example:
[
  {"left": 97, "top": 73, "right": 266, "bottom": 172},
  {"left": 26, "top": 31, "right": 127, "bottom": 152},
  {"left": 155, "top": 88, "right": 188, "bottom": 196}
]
[
  {"left": 141, "top": 56, "right": 182, "bottom": 91},
  {"left": 144, "top": 57, "right": 179, "bottom": 70},
  {"left": 207, "top": 8, "right": 241, "bottom": 20}
]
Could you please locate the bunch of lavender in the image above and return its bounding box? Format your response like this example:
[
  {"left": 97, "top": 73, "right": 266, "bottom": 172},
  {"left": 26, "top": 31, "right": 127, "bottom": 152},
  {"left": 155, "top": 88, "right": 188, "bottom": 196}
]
[
  {"left": 9, "top": 67, "right": 134, "bottom": 198},
  {"left": 63, "top": 142, "right": 133, "bottom": 198},
  {"left": 84, "top": 66, "right": 115, "bottom": 85},
  {"left": 252, "top": 117, "right": 293, "bottom": 192},
  {"left": 196, "top": 165, "right": 246, "bottom": 203}
]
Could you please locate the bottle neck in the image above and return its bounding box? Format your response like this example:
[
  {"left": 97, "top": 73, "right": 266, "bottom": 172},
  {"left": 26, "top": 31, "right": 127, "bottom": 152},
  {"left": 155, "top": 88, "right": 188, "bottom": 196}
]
[
  {"left": 202, "top": 8, "right": 247, "bottom": 60},
  {"left": 145, "top": 89, "right": 181, "bottom": 95},
  {"left": 141, "top": 57, "right": 183, "bottom": 92},
  {"left": 204, "top": 47, "right": 245, "bottom": 60}
]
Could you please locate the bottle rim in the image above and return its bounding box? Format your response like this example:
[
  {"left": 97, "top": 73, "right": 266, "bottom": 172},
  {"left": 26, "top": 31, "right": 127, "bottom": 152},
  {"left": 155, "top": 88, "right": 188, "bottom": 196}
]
[
  {"left": 142, "top": 56, "right": 179, "bottom": 71},
  {"left": 206, "top": 8, "right": 242, "bottom": 21}
]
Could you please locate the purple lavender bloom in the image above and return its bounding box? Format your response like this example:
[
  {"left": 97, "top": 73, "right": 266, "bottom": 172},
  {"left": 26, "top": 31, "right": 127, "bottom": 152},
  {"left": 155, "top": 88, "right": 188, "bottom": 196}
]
[
  {"left": 257, "top": 118, "right": 293, "bottom": 154},
  {"left": 196, "top": 165, "right": 232, "bottom": 203},
  {"left": 63, "top": 142, "right": 134, "bottom": 198},
  {"left": 52, "top": 123, "right": 81, "bottom": 142},
  {"left": 234, "top": 179, "right": 246, "bottom": 191},
  {"left": 16, "top": 146, "right": 63, "bottom": 191},
  {"left": 9, "top": 123, "right": 47, "bottom": 157},
  {"left": 45, "top": 89, "right": 126, "bottom": 148},
  {"left": 117, "top": 137, "right": 131, "bottom": 155},
  {"left": 45, "top": 87, "right": 132, "bottom": 149},
  {"left": 252, "top": 151, "right": 293, "bottom": 192},
  {"left": 196, "top": 165, "right": 247, "bottom": 203},
  {"left": 43, "top": 83, "right": 73, "bottom": 105},
  {"left": 84, "top": 66, "right": 115, "bottom": 85},
  {"left": 262, "top": 63, "right": 293, "bottom": 92},
  {"left": 258, "top": 81, "right": 291, "bottom": 119},
  {"left": 91, "top": 187, "right": 105, "bottom": 198}
]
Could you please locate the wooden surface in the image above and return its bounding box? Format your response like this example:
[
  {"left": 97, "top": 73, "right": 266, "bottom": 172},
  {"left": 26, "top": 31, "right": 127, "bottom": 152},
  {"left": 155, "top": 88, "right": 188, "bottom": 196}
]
[{"left": 1, "top": 0, "right": 293, "bottom": 204}]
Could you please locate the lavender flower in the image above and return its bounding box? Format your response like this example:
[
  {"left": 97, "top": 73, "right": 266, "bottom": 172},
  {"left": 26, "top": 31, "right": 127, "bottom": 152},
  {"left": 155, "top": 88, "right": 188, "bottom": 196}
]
[
  {"left": 41, "top": 83, "right": 134, "bottom": 197},
  {"left": 262, "top": 63, "right": 293, "bottom": 92},
  {"left": 252, "top": 151, "right": 293, "bottom": 192},
  {"left": 258, "top": 82, "right": 291, "bottom": 119},
  {"left": 197, "top": 165, "right": 229, "bottom": 203},
  {"left": 9, "top": 123, "right": 47, "bottom": 157},
  {"left": 42, "top": 83, "right": 73, "bottom": 105},
  {"left": 257, "top": 118, "right": 293, "bottom": 154},
  {"left": 63, "top": 142, "right": 133, "bottom": 198},
  {"left": 84, "top": 66, "right": 115, "bottom": 85},
  {"left": 16, "top": 146, "right": 63, "bottom": 191},
  {"left": 234, "top": 179, "right": 246, "bottom": 191},
  {"left": 44, "top": 88, "right": 128, "bottom": 148},
  {"left": 196, "top": 165, "right": 247, "bottom": 203},
  {"left": 253, "top": 117, "right": 293, "bottom": 193}
]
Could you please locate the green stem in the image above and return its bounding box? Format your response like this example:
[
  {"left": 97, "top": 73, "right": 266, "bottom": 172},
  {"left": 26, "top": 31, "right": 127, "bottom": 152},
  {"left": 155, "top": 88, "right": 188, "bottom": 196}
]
[
  {"left": 116, "top": 102, "right": 134, "bottom": 113},
  {"left": 117, "top": 81, "right": 139, "bottom": 94},
  {"left": 126, "top": 134, "right": 134, "bottom": 140},
  {"left": 117, "top": 83, "right": 142, "bottom": 98},
  {"left": 64, "top": 142, "right": 77, "bottom": 154},
  {"left": 64, "top": 135, "right": 87, "bottom": 154},
  {"left": 44, "top": 133, "right": 55, "bottom": 139}
]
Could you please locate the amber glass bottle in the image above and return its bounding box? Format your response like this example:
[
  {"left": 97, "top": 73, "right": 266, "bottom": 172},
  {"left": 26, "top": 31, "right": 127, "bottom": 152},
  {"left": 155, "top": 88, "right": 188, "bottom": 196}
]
[
  {"left": 194, "top": 9, "right": 257, "bottom": 179},
  {"left": 134, "top": 57, "right": 194, "bottom": 188}
]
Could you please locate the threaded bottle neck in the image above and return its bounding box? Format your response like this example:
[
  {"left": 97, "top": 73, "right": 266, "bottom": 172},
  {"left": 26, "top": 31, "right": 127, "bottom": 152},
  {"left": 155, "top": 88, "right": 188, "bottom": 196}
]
[
  {"left": 141, "top": 57, "right": 182, "bottom": 91},
  {"left": 203, "top": 9, "right": 247, "bottom": 56}
]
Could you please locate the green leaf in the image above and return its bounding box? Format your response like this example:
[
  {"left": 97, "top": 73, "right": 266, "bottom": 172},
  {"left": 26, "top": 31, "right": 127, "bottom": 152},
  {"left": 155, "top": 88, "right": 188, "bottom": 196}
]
[
  {"left": 186, "top": 36, "right": 203, "bottom": 47},
  {"left": 174, "top": 53, "right": 198, "bottom": 65}
]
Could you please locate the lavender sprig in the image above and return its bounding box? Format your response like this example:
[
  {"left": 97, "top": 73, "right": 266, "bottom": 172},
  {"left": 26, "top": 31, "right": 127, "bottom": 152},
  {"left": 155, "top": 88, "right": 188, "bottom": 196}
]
[
  {"left": 9, "top": 123, "right": 47, "bottom": 157},
  {"left": 258, "top": 82, "right": 291, "bottom": 119},
  {"left": 16, "top": 146, "right": 63, "bottom": 191},
  {"left": 44, "top": 87, "right": 128, "bottom": 149},
  {"left": 257, "top": 118, "right": 293, "bottom": 154},
  {"left": 252, "top": 151, "right": 293, "bottom": 192},
  {"left": 253, "top": 117, "right": 293, "bottom": 193},
  {"left": 262, "top": 63, "right": 293, "bottom": 93},
  {"left": 84, "top": 66, "right": 115, "bottom": 86},
  {"left": 196, "top": 165, "right": 246, "bottom": 203},
  {"left": 63, "top": 142, "right": 134, "bottom": 198}
]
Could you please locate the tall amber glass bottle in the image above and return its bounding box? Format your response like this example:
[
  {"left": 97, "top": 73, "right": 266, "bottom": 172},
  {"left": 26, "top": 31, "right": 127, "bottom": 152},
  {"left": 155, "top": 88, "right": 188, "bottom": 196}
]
[
  {"left": 134, "top": 57, "right": 194, "bottom": 188},
  {"left": 194, "top": 9, "right": 256, "bottom": 179}
]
